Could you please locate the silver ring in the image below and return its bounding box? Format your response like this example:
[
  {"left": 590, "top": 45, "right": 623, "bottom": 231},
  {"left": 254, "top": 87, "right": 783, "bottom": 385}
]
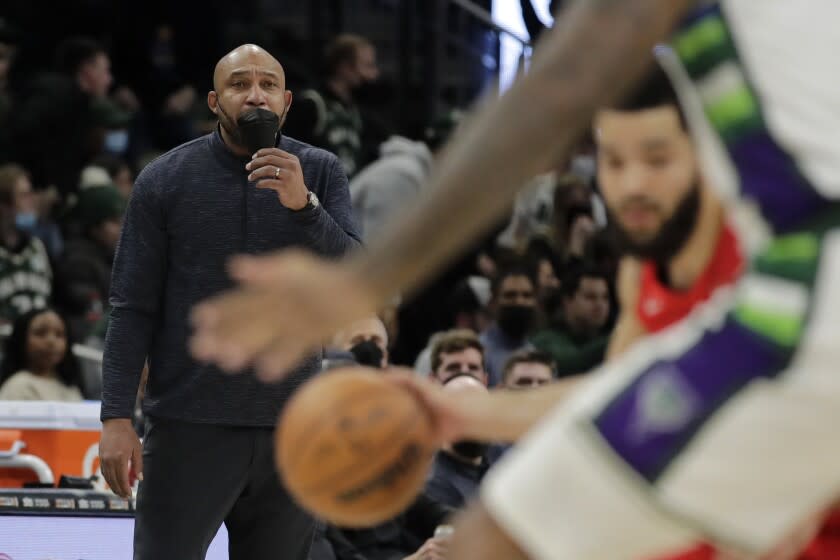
[{"left": 274, "top": 167, "right": 281, "bottom": 180}]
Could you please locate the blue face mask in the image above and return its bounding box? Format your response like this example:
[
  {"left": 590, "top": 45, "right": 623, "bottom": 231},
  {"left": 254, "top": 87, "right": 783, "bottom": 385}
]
[
  {"left": 15, "top": 212, "right": 37, "bottom": 231},
  {"left": 104, "top": 129, "right": 130, "bottom": 154}
]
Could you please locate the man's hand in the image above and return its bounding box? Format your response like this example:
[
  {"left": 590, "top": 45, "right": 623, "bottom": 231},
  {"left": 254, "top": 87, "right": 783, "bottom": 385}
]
[
  {"left": 404, "top": 536, "right": 450, "bottom": 560},
  {"left": 99, "top": 418, "right": 143, "bottom": 499},
  {"left": 190, "top": 250, "right": 378, "bottom": 380},
  {"left": 246, "top": 148, "right": 309, "bottom": 210},
  {"left": 387, "top": 371, "right": 469, "bottom": 445}
]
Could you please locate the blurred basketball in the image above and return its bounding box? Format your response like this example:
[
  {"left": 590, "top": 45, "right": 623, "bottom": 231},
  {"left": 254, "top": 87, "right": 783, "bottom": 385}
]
[{"left": 276, "top": 367, "right": 436, "bottom": 527}]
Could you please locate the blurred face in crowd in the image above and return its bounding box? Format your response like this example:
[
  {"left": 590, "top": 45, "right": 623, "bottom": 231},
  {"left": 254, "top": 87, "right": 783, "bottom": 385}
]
[
  {"left": 347, "top": 45, "right": 379, "bottom": 87},
  {"left": 434, "top": 347, "right": 486, "bottom": 386},
  {"left": 78, "top": 52, "right": 113, "bottom": 98},
  {"left": 563, "top": 276, "right": 610, "bottom": 337},
  {"left": 495, "top": 275, "right": 537, "bottom": 340},
  {"left": 26, "top": 311, "right": 67, "bottom": 375},
  {"left": 208, "top": 45, "right": 292, "bottom": 154},
  {"left": 334, "top": 317, "right": 389, "bottom": 368},
  {"left": 536, "top": 258, "right": 560, "bottom": 302},
  {"left": 92, "top": 217, "right": 123, "bottom": 255},
  {"left": 0, "top": 42, "right": 15, "bottom": 87},
  {"left": 504, "top": 362, "right": 553, "bottom": 390},
  {"left": 595, "top": 104, "right": 701, "bottom": 261},
  {"left": 112, "top": 163, "right": 134, "bottom": 198},
  {"left": 13, "top": 174, "right": 35, "bottom": 217}
]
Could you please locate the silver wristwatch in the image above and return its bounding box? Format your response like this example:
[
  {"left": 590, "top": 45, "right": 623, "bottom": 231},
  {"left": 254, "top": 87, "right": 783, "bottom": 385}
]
[{"left": 301, "top": 191, "right": 320, "bottom": 211}]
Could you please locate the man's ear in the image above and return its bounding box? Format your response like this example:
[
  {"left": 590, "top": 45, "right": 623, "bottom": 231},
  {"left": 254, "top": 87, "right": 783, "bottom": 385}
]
[{"left": 207, "top": 91, "right": 218, "bottom": 115}]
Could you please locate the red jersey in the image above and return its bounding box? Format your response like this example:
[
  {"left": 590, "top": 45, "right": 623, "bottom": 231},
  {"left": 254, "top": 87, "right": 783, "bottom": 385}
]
[
  {"left": 638, "top": 224, "right": 839, "bottom": 559},
  {"left": 636, "top": 223, "right": 743, "bottom": 333}
]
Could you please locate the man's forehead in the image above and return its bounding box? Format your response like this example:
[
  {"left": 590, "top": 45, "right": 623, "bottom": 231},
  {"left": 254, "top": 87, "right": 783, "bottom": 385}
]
[
  {"left": 595, "top": 106, "right": 683, "bottom": 142},
  {"left": 441, "top": 348, "right": 481, "bottom": 361},
  {"left": 512, "top": 362, "right": 552, "bottom": 376},
  {"left": 214, "top": 46, "right": 284, "bottom": 87}
]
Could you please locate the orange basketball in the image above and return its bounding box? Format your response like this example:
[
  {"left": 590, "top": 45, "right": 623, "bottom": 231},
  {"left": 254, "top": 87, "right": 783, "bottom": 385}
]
[{"left": 275, "top": 367, "right": 436, "bottom": 527}]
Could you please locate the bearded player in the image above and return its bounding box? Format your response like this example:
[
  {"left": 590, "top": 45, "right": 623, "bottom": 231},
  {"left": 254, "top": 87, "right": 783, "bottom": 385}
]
[{"left": 191, "top": 0, "right": 840, "bottom": 558}]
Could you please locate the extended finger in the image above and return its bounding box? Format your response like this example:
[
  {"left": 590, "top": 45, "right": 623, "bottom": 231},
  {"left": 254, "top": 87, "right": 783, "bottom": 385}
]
[
  {"left": 193, "top": 289, "right": 299, "bottom": 371},
  {"left": 248, "top": 165, "right": 291, "bottom": 182},
  {"left": 252, "top": 148, "right": 296, "bottom": 160},
  {"left": 228, "top": 250, "right": 311, "bottom": 287},
  {"left": 247, "top": 154, "right": 298, "bottom": 172},
  {"left": 101, "top": 460, "right": 119, "bottom": 496},
  {"left": 106, "top": 457, "right": 130, "bottom": 498},
  {"left": 255, "top": 337, "right": 314, "bottom": 382}
]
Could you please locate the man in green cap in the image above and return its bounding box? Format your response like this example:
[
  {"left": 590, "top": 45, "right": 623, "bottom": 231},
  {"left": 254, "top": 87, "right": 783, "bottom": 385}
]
[{"left": 55, "top": 183, "right": 126, "bottom": 340}]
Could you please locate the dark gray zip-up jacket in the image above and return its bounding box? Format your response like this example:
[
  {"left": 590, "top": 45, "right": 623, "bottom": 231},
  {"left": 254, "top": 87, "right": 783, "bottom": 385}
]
[{"left": 100, "top": 130, "right": 361, "bottom": 426}]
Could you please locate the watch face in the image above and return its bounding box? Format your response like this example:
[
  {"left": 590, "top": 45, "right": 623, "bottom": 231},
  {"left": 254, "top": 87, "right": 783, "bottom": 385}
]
[{"left": 309, "top": 192, "right": 320, "bottom": 208}]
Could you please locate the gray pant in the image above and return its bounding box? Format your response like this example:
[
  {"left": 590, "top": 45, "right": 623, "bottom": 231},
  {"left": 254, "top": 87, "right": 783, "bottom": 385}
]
[{"left": 134, "top": 417, "right": 315, "bottom": 560}]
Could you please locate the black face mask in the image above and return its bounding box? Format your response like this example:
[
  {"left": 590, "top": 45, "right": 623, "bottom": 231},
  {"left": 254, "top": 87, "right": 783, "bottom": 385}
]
[
  {"left": 452, "top": 440, "right": 488, "bottom": 461},
  {"left": 236, "top": 108, "right": 281, "bottom": 154},
  {"left": 349, "top": 339, "right": 385, "bottom": 369},
  {"left": 497, "top": 305, "right": 536, "bottom": 340}
]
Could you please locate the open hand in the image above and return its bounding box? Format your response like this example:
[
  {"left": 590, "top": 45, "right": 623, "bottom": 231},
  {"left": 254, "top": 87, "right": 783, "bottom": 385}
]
[{"left": 190, "top": 250, "right": 377, "bottom": 380}]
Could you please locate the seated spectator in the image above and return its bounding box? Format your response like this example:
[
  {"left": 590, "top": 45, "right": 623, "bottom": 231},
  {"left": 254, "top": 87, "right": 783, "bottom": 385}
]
[
  {"left": 350, "top": 110, "right": 462, "bottom": 240},
  {"left": 0, "top": 308, "right": 84, "bottom": 401},
  {"left": 325, "top": 493, "right": 452, "bottom": 560},
  {"left": 479, "top": 266, "right": 538, "bottom": 386},
  {"left": 553, "top": 174, "right": 602, "bottom": 265},
  {"left": 501, "top": 349, "right": 556, "bottom": 390},
  {"left": 6, "top": 36, "right": 132, "bottom": 197},
  {"left": 327, "top": 315, "right": 390, "bottom": 369},
  {"left": 424, "top": 375, "right": 494, "bottom": 509},
  {"left": 55, "top": 184, "right": 125, "bottom": 340},
  {"left": 0, "top": 164, "right": 51, "bottom": 325},
  {"left": 530, "top": 263, "right": 611, "bottom": 377},
  {"left": 283, "top": 34, "right": 379, "bottom": 177},
  {"left": 0, "top": 163, "right": 63, "bottom": 260},
  {"left": 413, "top": 277, "right": 491, "bottom": 374},
  {"left": 91, "top": 154, "right": 135, "bottom": 198},
  {"left": 429, "top": 329, "right": 487, "bottom": 385}
]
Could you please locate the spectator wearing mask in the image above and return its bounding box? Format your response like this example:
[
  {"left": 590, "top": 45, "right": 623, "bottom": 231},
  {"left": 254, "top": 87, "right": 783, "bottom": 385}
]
[
  {"left": 6, "top": 37, "right": 134, "bottom": 197},
  {"left": 501, "top": 349, "right": 556, "bottom": 390},
  {"left": 0, "top": 164, "right": 51, "bottom": 325},
  {"left": 530, "top": 263, "right": 611, "bottom": 377},
  {"left": 0, "top": 162, "right": 63, "bottom": 260},
  {"left": 429, "top": 329, "right": 487, "bottom": 385},
  {"left": 424, "top": 375, "right": 494, "bottom": 509},
  {"left": 479, "top": 267, "right": 538, "bottom": 386},
  {"left": 327, "top": 315, "right": 390, "bottom": 369},
  {"left": 98, "top": 44, "right": 360, "bottom": 560},
  {"left": 55, "top": 183, "right": 126, "bottom": 340},
  {"left": 284, "top": 34, "right": 379, "bottom": 177},
  {"left": 0, "top": 308, "right": 84, "bottom": 401}
]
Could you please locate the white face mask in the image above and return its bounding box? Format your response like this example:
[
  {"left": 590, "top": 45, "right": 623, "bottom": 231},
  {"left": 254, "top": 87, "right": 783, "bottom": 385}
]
[{"left": 104, "top": 129, "right": 130, "bottom": 154}]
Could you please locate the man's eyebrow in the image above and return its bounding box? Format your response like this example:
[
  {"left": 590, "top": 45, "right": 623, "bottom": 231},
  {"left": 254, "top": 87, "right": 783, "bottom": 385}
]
[{"left": 228, "top": 69, "right": 281, "bottom": 80}]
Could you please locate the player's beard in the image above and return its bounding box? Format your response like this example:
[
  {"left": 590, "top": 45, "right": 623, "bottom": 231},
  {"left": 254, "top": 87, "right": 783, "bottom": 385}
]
[{"left": 606, "top": 180, "right": 701, "bottom": 265}]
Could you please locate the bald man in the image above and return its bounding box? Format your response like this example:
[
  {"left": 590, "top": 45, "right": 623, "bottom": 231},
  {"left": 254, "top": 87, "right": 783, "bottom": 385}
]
[{"left": 98, "top": 44, "right": 360, "bottom": 560}]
